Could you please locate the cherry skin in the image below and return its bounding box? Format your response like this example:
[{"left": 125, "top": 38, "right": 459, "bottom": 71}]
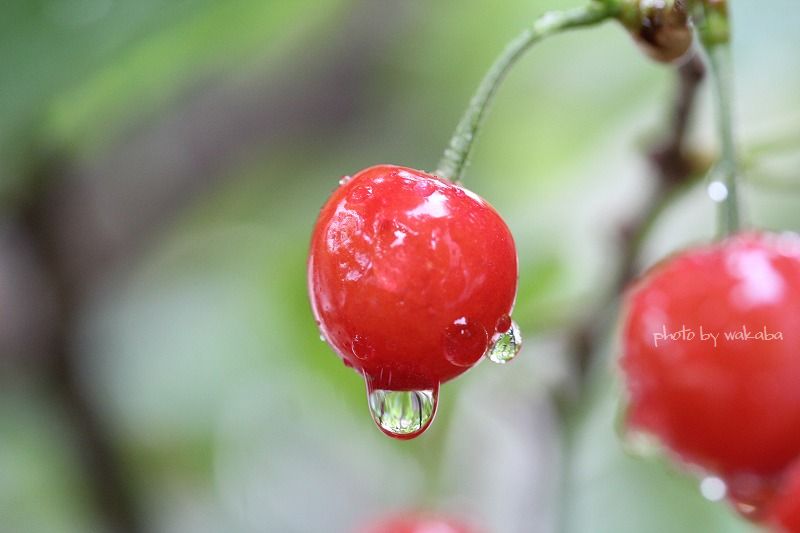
[
  {"left": 308, "top": 165, "right": 517, "bottom": 391},
  {"left": 356, "top": 513, "right": 480, "bottom": 533},
  {"left": 620, "top": 232, "right": 800, "bottom": 478}
]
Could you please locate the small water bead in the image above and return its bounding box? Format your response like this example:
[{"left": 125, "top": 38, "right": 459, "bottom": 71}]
[
  {"left": 444, "top": 317, "right": 488, "bottom": 367},
  {"left": 699, "top": 476, "right": 727, "bottom": 502},
  {"left": 339, "top": 175, "right": 352, "bottom": 186},
  {"left": 351, "top": 334, "right": 375, "bottom": 361},
  {"left": 707, "top": 180, "right": 729, "bottom": 202},
  {"left": 350, "top": 185, "right": 373, "bottom": 202},
  {"left": 486, "top": 319, "right": 522, "bottom": 364},
  {"left": 366, "top": 383, "right": 438, "bottom": 439}
]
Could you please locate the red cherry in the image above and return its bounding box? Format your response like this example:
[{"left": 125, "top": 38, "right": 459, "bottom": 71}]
[
  {"left": 620, "top": 232, "right": 800, "bottom": 477},
  {"left": 308, "top": 165, "right": 518, "bottom": 436},
  {"left": 767, "top": 461, "right": 800, "bottom": 532},
  {"left": 356, "top": 512, "right": 480, "bottom": 533}
]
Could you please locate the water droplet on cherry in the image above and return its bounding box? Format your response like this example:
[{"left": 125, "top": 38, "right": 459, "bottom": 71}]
[
  {"left": 444, "top": 317, "right": 488, "bottom": 367},
  {"left": 352, "top": 334, "right": 375, "bottom": 361},
  {"left": 486, "top": 319, "right": 522, "bottom": 364},
  {"left": 366, "top": 382, "right": 438, "bottom": 439},
  {"left": 350, "top": 185, "right": 373, "bottom": 202}
]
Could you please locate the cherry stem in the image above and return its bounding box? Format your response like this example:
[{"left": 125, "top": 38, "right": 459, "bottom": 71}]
[
  {"left": 435, "top": 3, "right": 616, "bottom": 182},
  {"left": 706, "top": 43, "right": 740, "bottom": 236},
  {"left": 696, "top": 0, "right": 741, "bottom": 236}
]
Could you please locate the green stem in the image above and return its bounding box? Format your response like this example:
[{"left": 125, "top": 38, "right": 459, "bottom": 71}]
[
  {"left": 706, "top": 42, "right": 740, "bottom": 236},
  {"left": 435, "top": 2, "right": 616, "bottom": 182},
  {"left": 695, "top": 0, "right": 741, "bottom": 236}
]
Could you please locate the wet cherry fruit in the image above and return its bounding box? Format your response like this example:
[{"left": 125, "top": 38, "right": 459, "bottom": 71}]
[
  {"left": 620, "top": 232, "right": 800, "bottom": 478},
  {"left": 356, "top": 512, "right": 480, "bottom": 533},
  {"left": 308, "top": 165, "right": 519, "bottom": 438}
]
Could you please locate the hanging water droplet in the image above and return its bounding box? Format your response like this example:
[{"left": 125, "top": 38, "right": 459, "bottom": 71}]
[
  {"left": 339, "top": 175, "right": 352, "bottom": 186},
  {"left": 366, "top": 382, "right": 438, "bottom": 439},
  {"left": 443, "top": 317, "right": 488, "bottom": 367},
  {"left": 707, "top": 180, "right": 728, "bottom": 202},
  {"left": 700, "top": 476, "right": 727, "bottom": 502},
  {"left": 487, "top": 319, "right": 522, "bottom": 364},
  {"left": 319, "top": 334, "right": 326, "bottom": 342}
]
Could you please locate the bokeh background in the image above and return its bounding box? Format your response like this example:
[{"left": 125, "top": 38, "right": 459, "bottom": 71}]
[{"left": 1, "top": 1, "right": 799, "bottom": 532}]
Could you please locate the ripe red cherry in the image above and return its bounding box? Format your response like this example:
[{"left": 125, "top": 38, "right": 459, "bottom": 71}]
[
  {"left": 308, "top": 165, "right": 517, "bottom": 437},
  {"left": 620, "top": 232, "right": 800, "bottom": 478},
  {"left": 356, "top": 512, "right": 480, "bottom": 533}
]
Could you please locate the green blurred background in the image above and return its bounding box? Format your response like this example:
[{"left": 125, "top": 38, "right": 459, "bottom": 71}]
[{"left": 1, "top": 1, "right": 799, "bottom": 532}]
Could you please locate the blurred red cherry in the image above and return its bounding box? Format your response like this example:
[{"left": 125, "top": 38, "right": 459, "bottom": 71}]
[
  {"left": 620, "top": 232, "right": 800, "bottom": 477},
  {"left": 356, "top": 512, "right": 480, "bottom": 533}
]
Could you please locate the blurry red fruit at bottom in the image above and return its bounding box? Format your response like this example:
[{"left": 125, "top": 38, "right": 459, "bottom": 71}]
[{"left": 356, "top": 512, "right": 480, "bottom": 533}]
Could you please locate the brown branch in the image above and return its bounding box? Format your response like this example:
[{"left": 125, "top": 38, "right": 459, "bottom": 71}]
[
  {"left": 17, "top": 153, "right": 144, "bottom": 533},
  {"left": 566, "top": 53, "right": 707, "bottom": 399}
]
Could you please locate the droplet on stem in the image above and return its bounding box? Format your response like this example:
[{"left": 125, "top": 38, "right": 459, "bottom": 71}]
[
  {"left": 487, "top": 319, "right": 522, "bottom": 364},
  {"left": 366, "top": 381, "right": 438, "bottom": 439},
  {"left": 707, "top": 180, "right": 729, "bottom": 202}
]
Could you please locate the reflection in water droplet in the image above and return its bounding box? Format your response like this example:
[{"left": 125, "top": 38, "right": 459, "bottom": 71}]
[
  {"left": 487, "top": 319, "right": 522, "bottom": 364},
  {"left": 319, "top": 334, "right": 326, "bottom": 342},
  {"left": 366, "top": 383, "right": 438, "bottom": 439},
  {"left": 707, "top": 180, "right": 728, "bottom": 202},
  {"left": 444, "top": 317, "right": 488, "bottom": 367},
  {"left": 700, "top": 476, "right": 727, "bottom": 501},
  {"left": 338, "top": 175, "right": 352, "bottom": 186},
  {"left": 352, "top": 334, "right": 375, "bottom": 360}
]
